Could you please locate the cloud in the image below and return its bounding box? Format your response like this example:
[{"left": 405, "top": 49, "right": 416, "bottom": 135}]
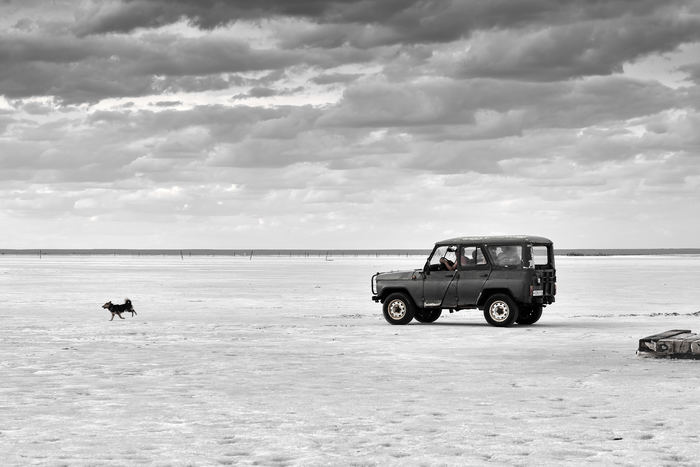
[
  {"left": 3, "top": 1, "right": 698, "bottom": 105},
  {"left": 1, "top": 0, "right": 700, "bottom": 247},
  {"left": 72, "top": 0, "right": 676, "bottom": 47},
  {"left": 318, "top": 81, "right": 477, "bottom": 128},
  {"left": 679, "top": 62, "right": 700, "bottom": 84},
  {"left": 0, "top": 113, "right": 16, "bottom": 135},
  {"left": 0, "top": 29, "right": 309, "bottom": 103},
  {"left": 458, "top": 10, "right": 700, "bottom": 81},
  {"left": 72, "top": 0, "right": 341, "bottom": 36},
  {"left": 319, "top": 76, "right": 685, "bottom": 132},
  {"left": 231, "top": 85, "right": 306, "bottom": 101},
  {"left": 310, "top": 72, "right": 363, "bottom": 86}
]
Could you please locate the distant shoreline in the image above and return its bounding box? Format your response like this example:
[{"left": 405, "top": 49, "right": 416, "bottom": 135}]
[{"left": 1, "top": 248, "right": 700, "bottom": 257}]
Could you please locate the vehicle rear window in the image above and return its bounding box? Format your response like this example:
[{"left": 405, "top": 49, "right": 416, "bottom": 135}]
[
  {"left": 487, "top": 245, "right": 523, "bottom": 267},
  {"left": 531, "top": 245, "right": 551, "bottom": 267}
]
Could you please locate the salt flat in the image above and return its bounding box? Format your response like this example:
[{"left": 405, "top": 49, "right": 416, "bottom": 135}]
[{"left": 1, "top": 255, "right": 700, "bottom": 466}]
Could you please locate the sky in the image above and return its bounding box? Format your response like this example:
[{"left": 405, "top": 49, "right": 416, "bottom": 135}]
[{"left": 1, "top": 0, "right": 700, "bottom": 249}]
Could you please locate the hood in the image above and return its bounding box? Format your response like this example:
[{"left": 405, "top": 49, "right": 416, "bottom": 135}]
[{"left": 376, "top": 269, "right": 420, "bottom": 281}]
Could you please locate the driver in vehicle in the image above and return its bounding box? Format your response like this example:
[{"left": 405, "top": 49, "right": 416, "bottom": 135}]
[
  {"left": 441, "top": 247, "right": 481, "bottom": 270},
  {"left": 439, "top": 246, "right": 459, "bottom": 270},
  {"left": 440, "top": 256, "right": 456, "bottom": 270}
]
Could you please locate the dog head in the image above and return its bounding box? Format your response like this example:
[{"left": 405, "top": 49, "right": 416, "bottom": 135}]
[{"left": 102, "top": 301, "right": 113, "bottom": 310}]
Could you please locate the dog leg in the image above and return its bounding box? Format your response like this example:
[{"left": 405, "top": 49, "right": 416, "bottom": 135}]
[
  {"left": 119, "top": 313, "right": 125, "bottom": 319},
  {"left": 110, "top": 313, "right": 115, "bottom": 321}
]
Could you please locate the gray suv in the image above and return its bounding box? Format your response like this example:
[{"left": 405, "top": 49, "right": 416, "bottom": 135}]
[{"left": 371, "top": 236, "right": 556, "bottom": 326}]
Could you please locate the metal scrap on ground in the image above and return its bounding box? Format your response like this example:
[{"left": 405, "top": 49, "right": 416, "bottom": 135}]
[{"left": 638, "top": 329, "right": 700, "bottom": 359}]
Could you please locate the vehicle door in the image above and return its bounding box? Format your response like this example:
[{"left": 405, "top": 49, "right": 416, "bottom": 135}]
[
  {"left": 423, "top": 245, "right": 459, "bottom": 308},
  {"left": 456, "top": 245, "right": 491, "bottom": 306}
]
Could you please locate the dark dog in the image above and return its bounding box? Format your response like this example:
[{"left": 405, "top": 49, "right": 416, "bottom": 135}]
[{"left": 102, "top": 299, "right": 137, "bottom": 321}]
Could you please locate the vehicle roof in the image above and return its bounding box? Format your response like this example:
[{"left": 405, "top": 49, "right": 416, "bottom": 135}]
[{"left": 436, "top": 235, "right": 553, "bottom": 246}]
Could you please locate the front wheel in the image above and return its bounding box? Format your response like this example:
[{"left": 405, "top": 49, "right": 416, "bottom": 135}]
[
  {"left": 483, "top": 294, "right": 519, "bottom": 327},
  {"left": 382, "top": 293, "right": 415, "bottom": 325},
  {"left": 414, "top": 308, "right": 442, "bottom": 323},
  {"left": 516, "top": 305, "right": 543, "bottom": 325}
]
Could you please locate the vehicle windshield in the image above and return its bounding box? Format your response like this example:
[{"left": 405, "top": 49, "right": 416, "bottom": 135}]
[
  {"left": 428, "top": 245, "right": 457, "bottom": 270},
  {"left": 487, "top": 245, "right": 523, "bottom": 267}
]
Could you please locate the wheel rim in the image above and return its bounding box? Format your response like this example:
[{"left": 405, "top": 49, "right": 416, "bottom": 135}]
[
  {"left": 489, "top": 300, "right": 510, "bottom": 322},
  {"left": 387, "top": 299, "right": 407, "bottom": 320}
]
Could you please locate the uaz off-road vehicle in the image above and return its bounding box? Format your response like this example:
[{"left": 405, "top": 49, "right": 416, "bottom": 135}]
[{"left": 371, "top": 236, "right": 556, "bottom": 326}]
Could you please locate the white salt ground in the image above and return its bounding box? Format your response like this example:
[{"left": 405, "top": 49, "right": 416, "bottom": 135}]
[{"left": 1, "top": 255, "right": 700, "bottom": 466}]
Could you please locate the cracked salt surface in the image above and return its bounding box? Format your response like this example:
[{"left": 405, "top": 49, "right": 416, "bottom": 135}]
[{"left": 1, "top": 255, "right": 700, "bottom": 465}]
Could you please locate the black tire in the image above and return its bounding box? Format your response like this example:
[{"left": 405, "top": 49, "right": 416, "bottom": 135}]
[
  {"left": 382, "top": 293, "right": 415, "bottom": 325},
  {"left": 414, "top": 308, "right": 442, "bottom": 323},
  {"left": 483, "top": 294, "right": 519, "bottom": 327},
  {"left": 516, "top": 305, "right": 543, "bottom": 325}
]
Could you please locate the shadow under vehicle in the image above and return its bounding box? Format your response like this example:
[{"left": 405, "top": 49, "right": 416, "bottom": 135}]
[{"left": 371, "top": 236, "right": 556, "bottom": 326}]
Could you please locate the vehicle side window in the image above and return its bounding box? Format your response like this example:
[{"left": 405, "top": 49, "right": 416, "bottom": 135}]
[
  {"left": 459, "top": 246, "right": 487, "bottom": 269},
  {"left": 487, "top": 245, "right": 523, "bottom": 267},
  {"left": 429, "top": 245, "right": 458, "bottom": 270}
]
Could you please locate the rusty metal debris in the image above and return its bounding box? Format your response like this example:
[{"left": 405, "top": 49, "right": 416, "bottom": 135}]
[{"left": 638, "top": 329, "right": 700, "bottom": 359}]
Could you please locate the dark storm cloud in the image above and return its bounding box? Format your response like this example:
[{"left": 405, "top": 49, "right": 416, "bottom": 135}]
[
  {"left": 0, "top": 31, "right": 147, "bottom": 102},
  {"left": 0, "top": 30, "right": 302, "bottom": 103},
  {"left": 0, "top": 34, "right": 94, "bottom": 64},
  {"left": 2, "top": 1, "right": 697, "bottom": 104},
  {"left": 0, "top": 25, "right": 375, "bottom": 103},
  {"left": 72, "top": 0, "right": 350, "bottom": 36},
  {"left": 129, "top": 35, "right": 300, "bottom": 76},
  {"left": 74, "top": 0, "right": 671, "bottom": 45},
  {"left": 459, "top": 12, "right": 700, "bottom": 81}
]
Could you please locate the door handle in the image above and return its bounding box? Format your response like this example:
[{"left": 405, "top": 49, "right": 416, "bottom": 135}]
[{"left": 480, "top": 273, "right": 489, "bottom": 278}]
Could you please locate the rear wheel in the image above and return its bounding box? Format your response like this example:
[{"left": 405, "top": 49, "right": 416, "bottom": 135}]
[
  {"left": 414, "top": 308, "right": 442, "bottom": 323},
  {"left": 382, "top": 293, "right": 415, "bottom": 325},
  {"left": 483, "top": 294, "right": 519, "bottom": 327},
  {"left": 516, "top": 305, "right": 543, "bottom": 325}
]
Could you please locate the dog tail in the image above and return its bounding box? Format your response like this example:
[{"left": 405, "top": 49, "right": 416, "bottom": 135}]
[{"left": 125, "top": 298, "right": 131, "bottom": 304}]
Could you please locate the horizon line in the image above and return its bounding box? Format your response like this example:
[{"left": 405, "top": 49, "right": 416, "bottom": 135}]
[{"left": 2, "top": 248, "right": 700, "bottom": 257}]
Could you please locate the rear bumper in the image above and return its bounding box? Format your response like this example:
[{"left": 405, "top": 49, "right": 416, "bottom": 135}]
[{"left": 532, "top": 295, "right": 555, "bottom": 305}]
